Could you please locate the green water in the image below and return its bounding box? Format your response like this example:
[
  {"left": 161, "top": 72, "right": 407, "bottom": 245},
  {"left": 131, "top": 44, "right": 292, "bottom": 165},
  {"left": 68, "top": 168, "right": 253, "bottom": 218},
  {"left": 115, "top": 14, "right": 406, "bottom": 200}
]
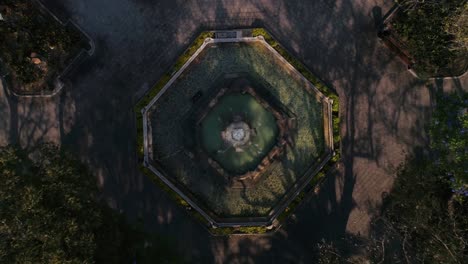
[{"left": 200, "top": 94, "right": 279, "bottom": 174}]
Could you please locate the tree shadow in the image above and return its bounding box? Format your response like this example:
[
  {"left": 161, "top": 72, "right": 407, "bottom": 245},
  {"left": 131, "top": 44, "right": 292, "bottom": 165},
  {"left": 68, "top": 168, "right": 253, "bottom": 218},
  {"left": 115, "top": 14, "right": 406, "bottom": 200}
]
[
  {"left": 201, "top": 0, "right": 434, "bottom": 262},
  {"left": 0, "top": 79, "right": 18, "bottom": 145},
  {"left": 3, "top": 0, "right": 443, "bottom": 263}
]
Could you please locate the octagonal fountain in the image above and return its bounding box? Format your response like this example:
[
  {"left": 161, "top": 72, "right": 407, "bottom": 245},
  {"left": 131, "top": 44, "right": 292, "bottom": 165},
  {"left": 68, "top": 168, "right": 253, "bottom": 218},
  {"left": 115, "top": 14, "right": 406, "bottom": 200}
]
[{"left": 141, "top": 31, "right": 336, "bottom": 226}]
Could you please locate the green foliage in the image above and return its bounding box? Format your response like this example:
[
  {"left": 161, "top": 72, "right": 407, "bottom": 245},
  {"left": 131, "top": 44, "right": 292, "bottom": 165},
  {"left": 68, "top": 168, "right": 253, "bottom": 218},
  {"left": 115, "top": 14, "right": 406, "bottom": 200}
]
[
  {"left": 0, "top": 145, "right": 99, "bottom": 263},
  {"left": 393, "top": 0, "right": 467, "bottom": 76},
  {"left": 277, "top": 191, "right": 306, "bottom": 222},
  {"left": 0, "top": 145, "right": 182, "bottom": 263},
  {"left": 0, "top": 0, "right": 84, "bottom": 91},
  {"left": 430, "top": 92, "right": 468, "bottom": 200},
  {"left": 172, "top": 31, "right": 214, "bottom": 71},
  {"left": 236, "top": 226, "right": 268, "bottom": 234},
  {"left": 368, "top": 158, "right": 468, "bottom": 263},
  {"left": 252, "top": 28, "right": 276, "bottom": 47},
  {"left": 332, "top": 115, "right": 341, "bottom": 147},
  {"left": 446, "top": 3, "right": 468, "bottom": 54},
  {"left": 138, "top": 165, "right": 190, "bottom": 208},
  {"left": 361, "top": 91, "right": 468, "bottom": 263},
  {"left": 360, "top": 91, "right": 468, "bottom": 263},
  {"left": 210, "top": 226, "right": 268, "bottom": 236}
]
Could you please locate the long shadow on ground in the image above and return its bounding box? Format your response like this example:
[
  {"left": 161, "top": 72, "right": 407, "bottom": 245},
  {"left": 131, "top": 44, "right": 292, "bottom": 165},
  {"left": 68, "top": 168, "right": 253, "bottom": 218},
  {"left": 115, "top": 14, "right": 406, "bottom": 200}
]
[{"left": 32, "top": 0, "right": 435, "bottom": 263}]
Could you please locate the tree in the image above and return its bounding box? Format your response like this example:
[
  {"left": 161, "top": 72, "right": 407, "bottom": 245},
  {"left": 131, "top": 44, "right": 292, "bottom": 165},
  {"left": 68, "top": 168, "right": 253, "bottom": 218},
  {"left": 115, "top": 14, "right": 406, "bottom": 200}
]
[
  {"left": 446, "top": 3, "right": 468, "bottom": 58},
  {"left": 368, "top": 158, "right": 468, "bottom": 263},
  {"left": 392, "top": 0, "right": 467, "bottom": 75},
  {"left": 430, "top": 92, "right": 468, "bottom": 199},
  {"left": 363, "top": 92, "right": 468, "bottom": 263},
  {"left": 0, "top": 145, "right": 182, "bottom": 263},
  {"left": 0, "top": 145, "right": 100, "bottom": 263},
  {"left": 0, "top": 0, "right": 84, "bottom": 91}
]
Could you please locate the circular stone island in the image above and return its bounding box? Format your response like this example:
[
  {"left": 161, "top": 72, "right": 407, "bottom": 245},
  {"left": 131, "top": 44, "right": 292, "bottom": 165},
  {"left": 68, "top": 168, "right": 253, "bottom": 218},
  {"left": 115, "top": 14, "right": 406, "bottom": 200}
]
[{"left": 221, "top": 120, "right": 251, "bottom": 151}]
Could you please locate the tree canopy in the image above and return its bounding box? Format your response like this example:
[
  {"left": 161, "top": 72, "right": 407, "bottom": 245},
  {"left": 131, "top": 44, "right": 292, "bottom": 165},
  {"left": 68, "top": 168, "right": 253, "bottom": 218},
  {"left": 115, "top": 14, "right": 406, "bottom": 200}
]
[
  {"left": 369, "top": 158, "right": 468, "bottom": 263},
  {"left": 0, "top": 145, "right": 100, "bottom": 263},
  {"left": 0, "top": 145, "right": 181, "bottom": 263},
  {"left": 315, "top": 92, "right": 468, "bottom": 263},
  {"left": 367, "top": 92, "right": 468, "bottom": 263},
  {"left": 393, "top": 0, "right": 468, "bottom": 76},
  {"left": 430, "top": 92, "right": 468, "bottom": 197},
  {"left": 0, "top": 0, "right": 84, "bottom": 91}
]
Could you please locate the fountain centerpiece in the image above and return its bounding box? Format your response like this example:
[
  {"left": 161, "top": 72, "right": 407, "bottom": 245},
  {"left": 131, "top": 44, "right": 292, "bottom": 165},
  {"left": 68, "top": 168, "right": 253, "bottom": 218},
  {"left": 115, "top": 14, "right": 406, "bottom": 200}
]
[{"left": 221, "top": 117, "right": 252, "bottom": 151}]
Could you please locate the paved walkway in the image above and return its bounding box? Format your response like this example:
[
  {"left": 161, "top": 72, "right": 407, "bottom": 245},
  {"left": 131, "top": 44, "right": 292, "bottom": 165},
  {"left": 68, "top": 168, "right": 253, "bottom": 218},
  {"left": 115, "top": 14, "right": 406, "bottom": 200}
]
[{"left": 1, "top": 0, "right": 467, "bottom": 263}]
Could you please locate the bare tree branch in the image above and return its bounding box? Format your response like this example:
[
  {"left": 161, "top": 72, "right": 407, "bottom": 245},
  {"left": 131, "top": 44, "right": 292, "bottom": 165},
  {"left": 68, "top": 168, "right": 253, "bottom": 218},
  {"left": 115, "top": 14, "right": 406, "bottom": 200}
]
[{"left": 433, "top": 234, "right": 460, "bottom": 264}]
